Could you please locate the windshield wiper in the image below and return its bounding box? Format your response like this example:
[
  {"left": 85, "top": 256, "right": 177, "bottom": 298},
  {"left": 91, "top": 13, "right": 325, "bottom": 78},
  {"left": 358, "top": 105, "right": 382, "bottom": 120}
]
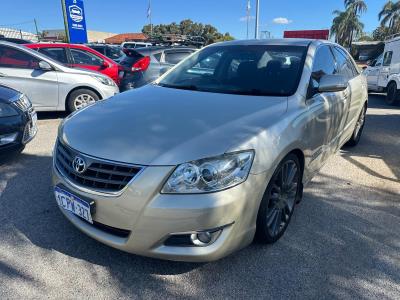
[{"left": 157, "top": 83, "right": 199, "bottom": 91}]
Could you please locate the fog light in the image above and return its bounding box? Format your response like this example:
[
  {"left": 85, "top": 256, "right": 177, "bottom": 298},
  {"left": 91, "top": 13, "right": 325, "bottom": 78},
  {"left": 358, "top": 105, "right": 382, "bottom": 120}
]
[{"left": 190, "top": 230, "right": 221, "bottom": 247}]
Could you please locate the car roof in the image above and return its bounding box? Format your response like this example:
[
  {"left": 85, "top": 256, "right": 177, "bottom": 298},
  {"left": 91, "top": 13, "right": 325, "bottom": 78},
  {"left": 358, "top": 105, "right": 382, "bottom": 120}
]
[
  {"left": 210, "top": 38, "right": 326, "bottom": 47},
  {"left": 134, "top": 46, "right": 196, "bottom": 53}
]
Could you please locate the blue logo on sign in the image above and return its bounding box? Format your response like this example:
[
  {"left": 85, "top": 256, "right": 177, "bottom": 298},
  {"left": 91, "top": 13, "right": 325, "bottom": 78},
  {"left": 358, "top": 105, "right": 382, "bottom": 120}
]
[{"left": 69, "top": 5, "right": 83, "bottom": 23}]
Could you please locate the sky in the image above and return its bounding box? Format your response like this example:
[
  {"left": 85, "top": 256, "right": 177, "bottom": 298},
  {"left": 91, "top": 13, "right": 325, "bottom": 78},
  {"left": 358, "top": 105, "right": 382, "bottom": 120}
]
[{"left": 0, "top": 0, "right": 387, "bottom": 39}]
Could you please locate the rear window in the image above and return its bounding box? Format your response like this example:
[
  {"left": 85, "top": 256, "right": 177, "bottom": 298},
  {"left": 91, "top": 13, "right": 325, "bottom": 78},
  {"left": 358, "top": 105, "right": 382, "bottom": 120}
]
[
  {"left": 158, "top": 45, "right": 307, "bottom": 97},
  {"left": 119, "top": 50, "right": 144, "bottom": 67},
  {"left": 38, "top": 47, "right": 68, "bottom": 64}
]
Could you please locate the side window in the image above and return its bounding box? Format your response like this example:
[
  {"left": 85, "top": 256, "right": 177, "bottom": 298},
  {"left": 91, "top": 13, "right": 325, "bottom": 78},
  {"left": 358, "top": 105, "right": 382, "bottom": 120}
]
[
  {"left": 164, "top": 51, "right": 192, "bottom": 64},
  {"left": 92, "top": 47, "right": 105, "bottom": 55},
  {"left": 0, "top": 45, "right": 39, "bottom": 69},
  {"left": 38, "top": 48, "right": 68, "bottom": 64},
  {"left": 383, "top": 51, "right": 393, "bottom": 66},
  {"left": 332, "top": 47, "right": 354, "bottom": 79},
  {"left": 311, "top": 45, "right": 336, "bottom": 86},
  {"left": 153, "top": 52, "right": 162, "bottom": 62},
  {"left": 70, "top": 49, "right": 103, "bottom": 66}
]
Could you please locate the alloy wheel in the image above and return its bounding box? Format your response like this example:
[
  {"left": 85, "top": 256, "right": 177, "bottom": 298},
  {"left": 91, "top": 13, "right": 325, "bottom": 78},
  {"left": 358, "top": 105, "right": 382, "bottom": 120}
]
[
  {"left": 265, "top": 160, "right": 299, "bottom": 238},
  {"left": 73, "top": 94, "right": 96, "bottom": 110}
]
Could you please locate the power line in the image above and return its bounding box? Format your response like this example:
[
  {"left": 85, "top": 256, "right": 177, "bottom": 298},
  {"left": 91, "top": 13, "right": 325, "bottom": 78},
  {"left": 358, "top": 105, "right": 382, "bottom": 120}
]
[{"left": 0, "top": 20, "right": 35, "bottom": 27}]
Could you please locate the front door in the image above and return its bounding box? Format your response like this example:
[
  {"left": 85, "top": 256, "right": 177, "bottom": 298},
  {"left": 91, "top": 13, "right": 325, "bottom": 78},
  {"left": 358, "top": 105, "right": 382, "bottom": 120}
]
[{"left": 0, "top": 45, "right": 59, "bottom": 109}]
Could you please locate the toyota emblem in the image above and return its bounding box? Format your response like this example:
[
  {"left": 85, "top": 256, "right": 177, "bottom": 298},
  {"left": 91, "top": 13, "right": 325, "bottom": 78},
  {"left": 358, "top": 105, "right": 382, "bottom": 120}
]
[{"left": 72, "top": 156, "right": 87, "bottom": 174}]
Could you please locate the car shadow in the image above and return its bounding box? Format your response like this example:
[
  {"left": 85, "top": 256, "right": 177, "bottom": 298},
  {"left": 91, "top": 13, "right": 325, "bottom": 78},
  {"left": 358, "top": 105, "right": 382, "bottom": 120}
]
[{"left": 0, "top": 150, "right": 399, "bottom": 298}]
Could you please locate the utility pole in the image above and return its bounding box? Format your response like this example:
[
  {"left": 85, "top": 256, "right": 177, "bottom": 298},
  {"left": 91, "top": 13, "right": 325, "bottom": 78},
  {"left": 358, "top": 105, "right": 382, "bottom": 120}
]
[
  {"left": 34, "top": 18, "right": 40, "bottom": 41},
  {"left": 255, "top": 0, "right": 260, "bottom": 39},
  {"left": 148, "top": 0, "right": 153, "bottom": 36},
  {"left": 246, "top": 0, "right": 251, "bottom": 39}
]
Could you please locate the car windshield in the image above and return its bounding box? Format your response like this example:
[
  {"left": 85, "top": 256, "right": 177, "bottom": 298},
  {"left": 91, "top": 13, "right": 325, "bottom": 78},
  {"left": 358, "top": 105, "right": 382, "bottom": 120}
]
[{"left": 157, "top": 44, "right": 307, "bottom": 96}]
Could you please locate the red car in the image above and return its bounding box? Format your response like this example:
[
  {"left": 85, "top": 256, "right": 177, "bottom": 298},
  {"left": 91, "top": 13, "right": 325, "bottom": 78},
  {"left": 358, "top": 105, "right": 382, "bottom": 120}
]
[{"left": 25, "top": 43, "right": 123, "bottom": 85}]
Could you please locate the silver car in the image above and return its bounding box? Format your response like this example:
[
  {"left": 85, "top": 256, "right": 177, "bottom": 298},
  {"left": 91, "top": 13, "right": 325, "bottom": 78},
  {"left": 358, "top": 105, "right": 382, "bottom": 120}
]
[
  {"left": 0, "top": 41, "right": 119, "bottom": 112},
  {"left": 52, "top": 39, "right": 368, "bottom": 262}
]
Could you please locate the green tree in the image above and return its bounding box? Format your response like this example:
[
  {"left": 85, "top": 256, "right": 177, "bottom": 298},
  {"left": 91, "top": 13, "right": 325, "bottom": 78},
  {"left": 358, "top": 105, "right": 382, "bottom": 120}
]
[
  {"left": 372, "top": 25, "right": 391, "bottom": 40},
  {"left": 142, "top": 19, "right": 234, "bottom": 45},
  {"left": 330, "top": 1, "right": 366, "bottom": 47},
  {"left": 379, "top": 1, "right": 400, "bottom": 35}
]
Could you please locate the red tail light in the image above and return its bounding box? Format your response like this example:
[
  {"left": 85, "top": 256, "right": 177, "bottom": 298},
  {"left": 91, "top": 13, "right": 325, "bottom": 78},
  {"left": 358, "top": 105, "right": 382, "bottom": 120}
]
[{"left": 132, "top": 56, "right": 150, "bottom": 72}]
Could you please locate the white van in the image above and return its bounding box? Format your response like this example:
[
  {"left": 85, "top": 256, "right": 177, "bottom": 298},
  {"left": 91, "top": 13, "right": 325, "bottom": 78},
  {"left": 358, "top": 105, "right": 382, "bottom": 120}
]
[
  {"left": 121, "top": 42, "right": 152, "bottom": 49},
  {"left": 364, "top": 35, "right": 400, "bottom": 105}
]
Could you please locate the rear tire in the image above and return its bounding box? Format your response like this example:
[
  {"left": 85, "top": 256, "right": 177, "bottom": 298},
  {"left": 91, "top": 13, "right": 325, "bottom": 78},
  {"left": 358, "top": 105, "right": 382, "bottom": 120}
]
[
  {"left": 67, "top": 89, "right": 99, "bottom": 113},
  {"left": 256, "top": 154, "right": 302, "bottom": 243},
  {"left": 386, "top": 82, "right": 400, "bottom": 106},
  {"left": 345, "top": 104, "right": 367, "bottom": 147}
]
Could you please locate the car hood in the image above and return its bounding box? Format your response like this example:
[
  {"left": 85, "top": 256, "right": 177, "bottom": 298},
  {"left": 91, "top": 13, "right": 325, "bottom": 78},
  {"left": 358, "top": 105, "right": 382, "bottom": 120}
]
[
  {"left": 0, "top": 84, "right": 21, "bottom": 102},
  {"left": 60, "top": 85, "right": 287, "bottom": 166}
]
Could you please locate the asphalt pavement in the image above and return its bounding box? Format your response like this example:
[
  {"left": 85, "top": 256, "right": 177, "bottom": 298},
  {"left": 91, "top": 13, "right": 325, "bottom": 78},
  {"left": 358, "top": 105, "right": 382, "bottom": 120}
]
[{"left": 0, "top": 94, "right": 399, "bottom": 299}]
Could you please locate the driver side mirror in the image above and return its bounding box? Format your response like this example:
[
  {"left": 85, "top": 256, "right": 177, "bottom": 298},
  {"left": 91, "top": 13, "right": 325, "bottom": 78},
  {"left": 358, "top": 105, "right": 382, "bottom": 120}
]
[
  {"left": 318, "top": 74, "right": 348, "bottom": 93},
  {"left": 38, "top": 60, "right": 53, "bottom": 71},
  {"left": 100, "top": 61, "right": 109, "bottom": 69}
]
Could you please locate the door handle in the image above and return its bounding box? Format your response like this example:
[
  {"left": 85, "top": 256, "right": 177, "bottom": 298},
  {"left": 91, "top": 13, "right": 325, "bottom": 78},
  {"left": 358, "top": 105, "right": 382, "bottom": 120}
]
[{"left": 0, "top": 72, "right": 7, "bottom": 77}]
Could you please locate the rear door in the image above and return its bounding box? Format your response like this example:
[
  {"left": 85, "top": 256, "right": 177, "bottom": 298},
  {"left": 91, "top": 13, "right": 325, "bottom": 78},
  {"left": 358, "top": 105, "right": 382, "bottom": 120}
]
[
  {"left": 0, "top": 45, "right": 59, "bottom": 109},
  {"left": 331, "top": 46, "right": 365, "bottom": 147}
]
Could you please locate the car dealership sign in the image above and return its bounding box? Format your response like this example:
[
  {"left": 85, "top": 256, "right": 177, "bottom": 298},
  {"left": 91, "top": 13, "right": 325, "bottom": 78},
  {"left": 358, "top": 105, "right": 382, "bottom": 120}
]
[{"left": 62, "top": 0, "right": 88, "bottom": 43}]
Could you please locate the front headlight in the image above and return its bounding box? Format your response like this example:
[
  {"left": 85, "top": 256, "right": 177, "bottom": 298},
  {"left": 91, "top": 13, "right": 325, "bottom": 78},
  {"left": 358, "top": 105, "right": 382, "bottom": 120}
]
[
  {"left": 92, "top": 75, "right": 115, "bottom": 86},
  {"left": 0, "top": 102, "right": 18, "bottom": 117},
  {"left": 161, "top": 151, "right": 254, "bottom": 194}
]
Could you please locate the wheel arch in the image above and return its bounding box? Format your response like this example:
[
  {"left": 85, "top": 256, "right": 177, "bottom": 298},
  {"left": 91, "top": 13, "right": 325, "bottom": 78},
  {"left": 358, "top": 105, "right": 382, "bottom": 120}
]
[{"left": 65, "top": 86, "right": 103, "bottom": 111}]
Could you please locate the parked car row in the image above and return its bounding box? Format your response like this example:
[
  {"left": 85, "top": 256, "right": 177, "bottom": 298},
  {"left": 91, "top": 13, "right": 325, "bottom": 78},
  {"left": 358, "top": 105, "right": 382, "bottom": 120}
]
[{"left": 0, "top": 41, "right": 118, "bottom": 112}]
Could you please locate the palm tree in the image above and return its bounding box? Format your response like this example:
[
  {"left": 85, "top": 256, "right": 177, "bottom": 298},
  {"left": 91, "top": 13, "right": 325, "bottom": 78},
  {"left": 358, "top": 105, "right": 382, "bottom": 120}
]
[
  {"left": 331, "top": 1, "right": 366, "bottom": 47},
  {"left": 345, "top": 0, "right": 367, "bottom": 14},
  {"left": 379, "top": 1, "right": 400, "bottom": 35}
]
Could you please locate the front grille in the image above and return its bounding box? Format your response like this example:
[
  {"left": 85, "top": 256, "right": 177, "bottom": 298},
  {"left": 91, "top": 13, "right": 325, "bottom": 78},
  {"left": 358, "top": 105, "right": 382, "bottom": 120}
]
[
  {"left": 13, "top": 95, "right": 32, "bottom": 111},
  {"left": 55, "top": 141, "right": 142, "bottom": 193}
]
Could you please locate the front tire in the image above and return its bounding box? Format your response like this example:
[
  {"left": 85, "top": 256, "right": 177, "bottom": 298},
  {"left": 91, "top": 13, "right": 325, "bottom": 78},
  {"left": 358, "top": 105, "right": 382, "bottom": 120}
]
[
  {"left": 67, "top": 89, "right": 99, "bottom": 113},
  {"left": 386, "top": 82, "right": 400, "bottom": 106},
  {"left": 345, "top": 104, "right": 366, "bottom": 147},
  {"left": 256, "top": 154, "right": 302, "bottom": 243}
]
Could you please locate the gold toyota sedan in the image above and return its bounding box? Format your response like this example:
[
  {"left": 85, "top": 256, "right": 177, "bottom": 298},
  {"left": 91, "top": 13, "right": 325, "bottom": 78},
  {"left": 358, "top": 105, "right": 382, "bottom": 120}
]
[{"left": 52, "top": 39, "right": 368, "bottom": 262}]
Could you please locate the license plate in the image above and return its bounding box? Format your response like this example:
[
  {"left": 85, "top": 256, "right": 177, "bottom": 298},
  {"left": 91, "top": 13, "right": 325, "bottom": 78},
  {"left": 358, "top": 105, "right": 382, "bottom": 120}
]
[{"left": 54, "top": 187, "right": 94, "bottom": 224}]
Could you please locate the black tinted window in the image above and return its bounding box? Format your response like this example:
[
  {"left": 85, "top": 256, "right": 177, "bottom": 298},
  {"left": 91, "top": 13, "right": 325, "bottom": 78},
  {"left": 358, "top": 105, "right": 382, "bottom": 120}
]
[
  {"left": 91, "top": 46, "right": 105, "bottom": 55},
  {"left": 335, "top": 47, "right": 359, "bottom": 77},
  {"left": 0, "top": 46, "right": 39, "bottom": 69},
  {"left": 164, "top": 51, "right": 192, "bottom": 64},
  {"left": 332, "top": 47, "right": 354, "bottom": 79},
  {"left": 312, "top": 46, "right": 336, "bottom": 85},
  {"left": 153, "top": 52, "right": 162, "bottom": 62},
  {"left": 159, "top": 45, "right": 307, "bottom": 96},
  {"left": 71, "top": 49, "right": 103, "bottom": 66},
  {"left": 38, "top": 48, "right": 68, "bottom": 64},
  {"left": 383, "top": 51, "right": 393, "bottom": 66}
]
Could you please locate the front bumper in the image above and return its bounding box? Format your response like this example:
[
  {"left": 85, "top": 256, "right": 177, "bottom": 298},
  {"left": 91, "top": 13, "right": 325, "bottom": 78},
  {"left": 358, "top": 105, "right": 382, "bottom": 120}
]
[
  {"left": 0, "top": 108, "right": 37, "bottom": 154},
  {"left": 99, "top": 85, "right": 119, "bottom": 99},
  {"left": 52, "top": 162, "right": 267, "bottom": 262}
]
